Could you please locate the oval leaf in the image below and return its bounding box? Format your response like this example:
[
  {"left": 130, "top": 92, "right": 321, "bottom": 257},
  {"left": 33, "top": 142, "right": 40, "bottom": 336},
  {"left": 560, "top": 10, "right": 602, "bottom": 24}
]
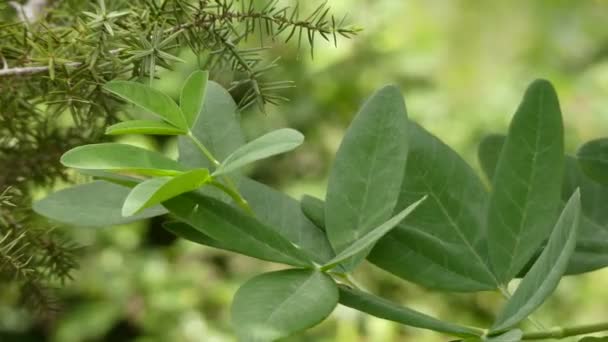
[
  {"left": 492, "top": 190, "right": 581, "bottom": 332},
  {"left": 325, "top": 85, "right": 409, "bottom": 271},
  {"left": 122, "top": 169, "right": 210, "bottom": 216},
  {"left": 163, "top": 192, "right": 313, "bottom": 267},
  {"left": 300, "top": 195, "right": 326, "bottom": 231},
  {"left": 338, "top": 286, "right": 483, "bottom": 338},
  {"left": 577, "top": 138, "right": 608, "bottom": 185},
  {"left": 213, "top": 128, "right": 304, "bottom": 176},
  {"left": 180, "top": 70, "right": 209, "bottom": 128},
  {"left": 61, "top": 143, "right": 186, "bottom": 176},
  {"left": 486, "top": 79, "right": 565, "bottom": 283},
  {"left": 479, "top": 135, "right": 608, "bottom": 275},
  {"left": 105, "top": 120, "right": 186, "bottom": 136},
  {"left": 240, "top": 179, "right": 336, "bottom": 265},
  {"left": 231, "top": 269, "right": 338, "bottom": 342},
  {"left": 33, "top": 181, "right": 166, "bottom": 227},
  {"left": 104, "top": 81, "right": 187, "bottom": 129},
  {"left": 178, "top": 81, "right": 245, "bottom": 170},
  {"left": 369, "top": 122, "right": 497, "bottom": 292},
  {"left": 322, "top": 196, "right": 426, "bottom": 271}
]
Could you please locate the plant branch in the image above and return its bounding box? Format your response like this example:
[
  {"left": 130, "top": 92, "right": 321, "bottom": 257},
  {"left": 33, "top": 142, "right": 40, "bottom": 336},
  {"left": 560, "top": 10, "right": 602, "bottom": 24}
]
[{"left": 522, "top": 322, "right": 608, "bottom": 340}]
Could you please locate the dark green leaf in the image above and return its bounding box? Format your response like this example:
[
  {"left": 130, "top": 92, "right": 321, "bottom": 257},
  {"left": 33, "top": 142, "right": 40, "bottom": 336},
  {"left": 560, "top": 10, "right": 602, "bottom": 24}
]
[
  {"left": 300, "top": 194, "right": 326, "bottom": 230},
  {"left": 486, "top": 79, "right": 565, "bottom": 283},
  {"left": 577, "top": 138, "right": 608, "bottom": 185},
  {"left": 104, "top": 81, "right": 187, "bottom": 129},
  {"left": 369, "top": 122, "right": 497, "bottom": 292},
  {"left": 163, "top": 221, "right": 237, "bottom": 251},
  {"left": 105, "top": 120, "right": 186, "bottom": 136},
  {"left": 122, "top": 169, "right": 210, "bottom": 216},
  {"left": 33, "top": 181, "right": 166, "bottom": 227},
  {"left": 477, "top": 134, "right": 505, "bottom": 183},
  {"left": 213, "top": 128, "right": 304, "bottom": 176},
  {"left": 579, "top": 337, "right": 608, "bottom": 341},
  {"left": 239, "top": 179, "right": 335, "bottom": 265},
  {"left": 61, "top": 143, "right": 186, "bottom": 177},
  {"left": 338, "top": 286, "right": 483, "bottom": 338},
  {"left": 322, "top": 196, "right": 426, "bottom": 271},
  {"left": 479, "top": 136, "right": 608, "bottom": 275},
  {"left": 232, "top": 269, "right": 338, "bottom": 342},
  {"left": 178, "top": 81, "right": 245, "bottom": 170},
  {"left": 180, "top": 70, "right": 209, "bottom": 128},
  {"left": 492, "top": 190, "right": 581, "bottom": 332},
  {"left": 163, "top": 192, "right": 313, "bottom": 267},
  {"left": 325, "top": 85, "right": 409, "bottom": 271}
]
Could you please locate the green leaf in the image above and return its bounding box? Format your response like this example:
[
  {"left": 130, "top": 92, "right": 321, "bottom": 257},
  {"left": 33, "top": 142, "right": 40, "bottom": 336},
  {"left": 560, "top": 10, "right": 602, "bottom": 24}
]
[
  {"left": 579, "top": 337, "right": 608, "bottom": 342},
  {"left": 122, "top": 169, "right": 210, "bottom": 216},
  {"left": 163, "top": 221, "right": 238, "bottom": 251},
  {"left": 213, "top": 128, "right": 304, "bottom": 176},
  {"left": 163, "top": 192, "right": 313, "bottom": 267},
  {"left": 577, "top": 138, "right": 608, "bottom": 185},
  {"left": 231, "top": 269, "right": 338, "bottom": 342},
  {"left": 33, "top": 181, "right": 166, "bottom": 227},
  {"left": 492, "top": 190, "right": 581, "bottom": 332},
  {"left": 369, "top": 122, "right": 497, "bottom": 292},
  {"left": 61, "top": 143, "right": 186, "bottom": 177},
  {"left": 104, "top": 81, "right": 187, "bottom": 129},
  {"left": 239, "top": 179, "right": 336, "bottom": 265},
  {"left": 338, "top": 286, "right": 483, "bottom": 338},
  {"left": 486, "top": 79, "right": 565, "bottom": 283},
  {"left": 486, "top": 330, "right": 523, "bottom": 341},
  {"left": 178, "top": 81, "right": 245, "bottom": 170},
  {"left": 479, "top": 136, "right": 608, "bottom": 275},
  {"left": 300, "top": 195, "right": 326, "bottom": 230},
  {"left": 105, "top": 120, "right": 186, "bottom": 136},
  {"left": 322, "top": 196, "right": 426, "bottom": 271},
  {"left": 180, "top": 70, "right": 209, "bottom": 128},
  {"left": 325, "top": 85, "right": 409, "bottom": 271}
]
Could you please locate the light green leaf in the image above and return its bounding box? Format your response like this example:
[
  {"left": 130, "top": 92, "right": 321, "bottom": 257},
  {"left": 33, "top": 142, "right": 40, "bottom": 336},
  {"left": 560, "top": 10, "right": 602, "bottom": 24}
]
[
  {"left": 369, "top": 122, "right": 497, "bottom": 292},
  {"left": 479, "top": 136, "right": 608, "bottom": 275},
  {"left": 486, "top": 79, "right": 565, "bottom": 283},
  {"left": 322, "top": 196, "right": 426, "bottom": 271},
  {"left": 300, "top": 195, "right": 326, "bottom": 231},
  {"left": 163, "top": 192, "right": 313, "bottom": 267},
  {"left": 104, "top": 81, "right": 186, "bottom": 129},
  {"left": 338, "top": 286, "right": 483, "bottom": 338},
  {"left": 178, "top": 81, "right": 245, "bottom": 170},
  {"left": 180, "top": 70, "right": 209, "bottom": 128},
  {"left": 122, "top": 169, "right": 210, "bottom": 216},
  {"left": 486, "top": 330, "right": 523, "bottom": 341},
  {"left": 231, "top": 269, "right": 338, "bottom": 342},
  {"left": 492, "top": 190, "right": 581, "bottom": 332},
  {"left": 325, "top": 85, "right": 409, "bottom": 271},
  {"left": 213, "top": 128, "right": 304, "bottom": 176},
  {"left": 61, "top": 143, "right": 186, "bottom": 176},
  {"left": 33, "top": 181, "right": 166, "bottom": 227},
  {"left": 239, "top": 179, "right": 336, "bottom": 265},
  {"left": 105, "top": 120, "right": 186, "bottom": 136}
]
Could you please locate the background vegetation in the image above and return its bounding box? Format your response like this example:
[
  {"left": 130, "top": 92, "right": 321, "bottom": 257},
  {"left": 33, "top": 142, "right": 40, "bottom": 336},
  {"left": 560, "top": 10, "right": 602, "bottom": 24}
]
[{"left": 3, "top": 0, "right": 608, "bottom": 341}]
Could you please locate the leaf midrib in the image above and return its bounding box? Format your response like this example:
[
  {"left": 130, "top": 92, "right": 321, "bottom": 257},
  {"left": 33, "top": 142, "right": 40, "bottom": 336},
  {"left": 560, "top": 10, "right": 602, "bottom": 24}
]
[{"left": 264, "top": 272, "right": 317, "bottom": 325}]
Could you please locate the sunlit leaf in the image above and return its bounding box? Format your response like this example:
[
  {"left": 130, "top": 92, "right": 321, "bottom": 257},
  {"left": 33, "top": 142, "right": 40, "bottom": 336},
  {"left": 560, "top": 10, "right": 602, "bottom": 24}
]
[
  {"left": 104, "top": 81, "right": 187, "bottom": 129},
  {"left": 122, "top": 169, "right": 210, "bottom": 216},
  {"left": 105, "top": 120, "right": 186, "bottom": 136},
  {"left": 61, "top": 143, "right": 186, "bottom": 176},
  {"left": 180, "top": 70, "right": 209, "bottom": 128},
  {"left": 213, "top": 128, "right": 304, "bottom": 176}
]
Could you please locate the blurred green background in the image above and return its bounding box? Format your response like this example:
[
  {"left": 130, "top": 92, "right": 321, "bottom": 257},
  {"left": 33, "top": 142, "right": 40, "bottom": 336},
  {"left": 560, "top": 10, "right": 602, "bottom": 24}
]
[{"left": 5, "top": 0, "right": 608, "bottom": 341}]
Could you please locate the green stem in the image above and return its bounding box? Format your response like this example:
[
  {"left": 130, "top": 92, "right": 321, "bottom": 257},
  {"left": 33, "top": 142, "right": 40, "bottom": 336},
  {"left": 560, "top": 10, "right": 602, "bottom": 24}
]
[
  {"left": 209, "top": 181, "right": 253, "bottom": 215},
  {"left": 187, "top": 132, "right": 220, "bottom": 166},
  {"left": 187, "top": 132, "right": 253, "bottom": 215},
  {"left": 522, "top": 322, "right": 608, "bottom": 340}
]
